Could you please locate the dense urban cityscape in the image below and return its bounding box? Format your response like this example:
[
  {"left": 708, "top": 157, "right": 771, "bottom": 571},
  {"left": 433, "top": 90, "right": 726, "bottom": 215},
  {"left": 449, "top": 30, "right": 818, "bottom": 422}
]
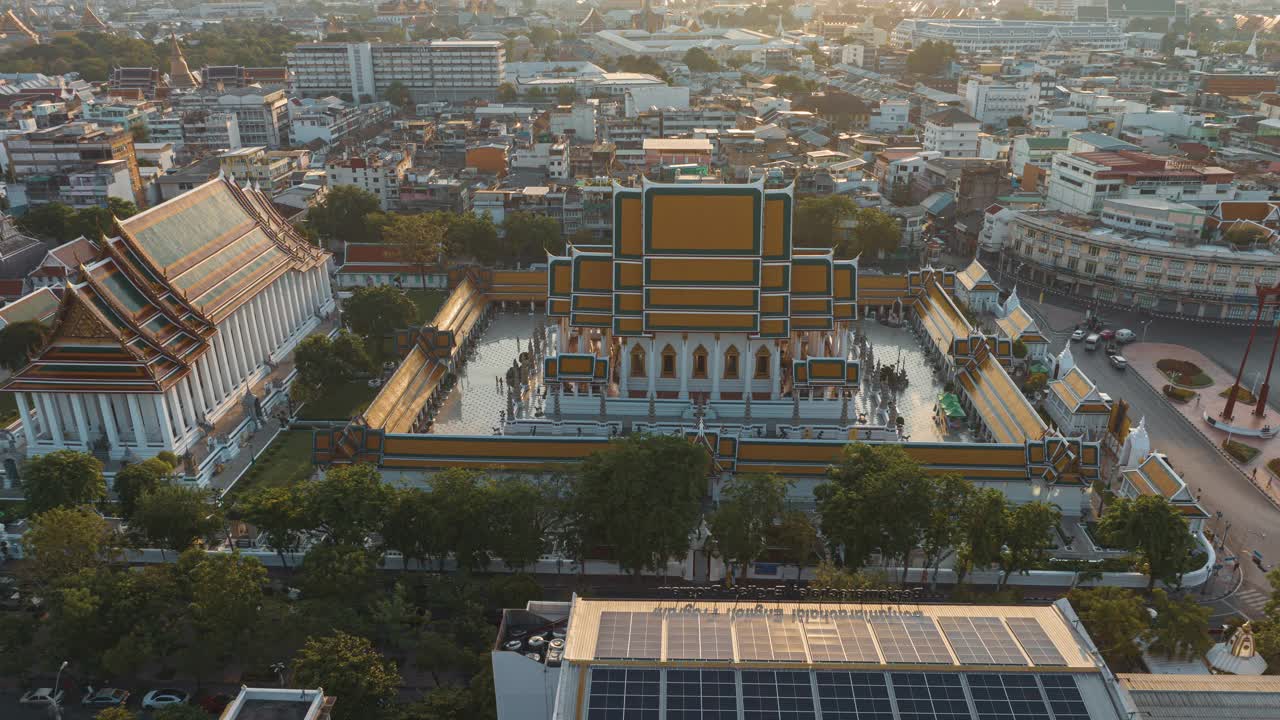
[{"left": 1, "top": 0, "right": 1280, "bottom": 718}]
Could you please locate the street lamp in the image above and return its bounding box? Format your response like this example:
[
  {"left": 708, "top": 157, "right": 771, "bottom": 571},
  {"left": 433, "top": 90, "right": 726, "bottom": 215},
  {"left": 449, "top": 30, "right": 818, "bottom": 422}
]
[
  {"left": 51, "top": 660, "right": 68, "bottom": 720},
  {"left": 1140, "top": 319, "right": 1154, "bottom": 342}
]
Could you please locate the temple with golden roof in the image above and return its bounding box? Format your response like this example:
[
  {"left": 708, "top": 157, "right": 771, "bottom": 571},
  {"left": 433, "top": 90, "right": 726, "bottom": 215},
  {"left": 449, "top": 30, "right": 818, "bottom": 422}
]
[{"left": 4, "top": 178, "right": 333, "bottom": 471}]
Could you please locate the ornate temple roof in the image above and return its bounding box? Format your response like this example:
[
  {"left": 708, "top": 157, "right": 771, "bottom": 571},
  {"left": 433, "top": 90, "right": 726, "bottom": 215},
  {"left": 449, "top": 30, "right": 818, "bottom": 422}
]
[{"left": 4, "top": 178, "right": 328, "bottom": 395}]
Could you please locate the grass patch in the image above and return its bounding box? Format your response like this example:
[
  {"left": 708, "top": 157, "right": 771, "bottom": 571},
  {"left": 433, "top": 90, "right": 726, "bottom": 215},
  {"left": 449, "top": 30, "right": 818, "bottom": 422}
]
[
  {"left": 1162, "top": 385, "right": 1196, "bottom": 403},
  {"left": 297, "top": 381, "right": 379, "bottom": 420},
  {"left": 1157, "top": 358, "right": 1213, "bottom": 388},
  {"left": 224, "top": 431, "right": 315, "bottom": 503},
  {"left": 1224, "top": 439, "right": 1261, "bottom": 464},
  {"left": 1220, "top": 384, "right": 1257, "bottom": 404},
  {"left": 1269, "top": 458, "right": 1280, "bottom": 477},
  {"left": 406, "top": 289, "right": 447, "bottom": 323}
]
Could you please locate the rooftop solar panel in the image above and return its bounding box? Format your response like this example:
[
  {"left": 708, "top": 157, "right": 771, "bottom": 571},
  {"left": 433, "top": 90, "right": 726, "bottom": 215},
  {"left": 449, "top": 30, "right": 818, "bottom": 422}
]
[
  {"left": 586, "top": 667, "right": 659, "bottom": 720},
  {"left": 666, "top": 613, "right": 734, "bottom": 661},
  {"left": 938, "top": 618, "right": 1027, "bottom": 667},
  {"left": 594, "top": 611, "right": 663, "bottom": 660},
  {"left": 804, "top": 619, "right": 881, "bottom": 664},
  {"left": 890, "top": 672, "right": 972, "bottom": 720},
  {"left": 1005, "top": 618, "right": 1066, "bottom": 667},
  {"left": 966, "top": 674, "right": 1050, "bottom": 720},
  {"left": 735, "top": 616, "right": 807, "bottom": 663},
  {"left": 1038, "top": 675, "right": 1089, "bottom": 720},
  {"left": 741, "top": 669, "right": 816, "bottom": 720},
  {"left": 667, "top": 668, "right": 738, "bottom": 720},
  {"left": 870, "top": 616, "right": 954, "bottom": 665},
  {"left": 815, "top": 671, "right": 894, "bottom": 720}
]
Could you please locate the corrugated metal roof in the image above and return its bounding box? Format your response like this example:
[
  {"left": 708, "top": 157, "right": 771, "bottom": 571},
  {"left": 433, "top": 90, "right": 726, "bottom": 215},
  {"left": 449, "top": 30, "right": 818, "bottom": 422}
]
[{"left": 1118, "top": 674, "right": 1280, "bottom": 693}]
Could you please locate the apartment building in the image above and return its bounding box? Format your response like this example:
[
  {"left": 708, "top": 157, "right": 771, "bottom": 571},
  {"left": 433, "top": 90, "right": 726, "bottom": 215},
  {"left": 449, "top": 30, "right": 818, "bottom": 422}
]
[
  {"left": 170, "top": 87, "right": 290, "bottom": 149},
  {"left": 963, "top": 78, "right": 1035, "bottom": 127},
  {"left": 81, "top": 99, "right": 158, "bottom": 133},
  {"left": 868, "top": 99, "right": 911, "bottom": 132},
  {"left": 1045, "top": 150, "right": 1236, "bottom": 215},
  {"left": 289, "top": 96, "right": 394, "bottom": 145},
  {"left": 286, "top": 40, "right": 505, "bottom": 103},
  {"left": 326, "top": 151, "right": 412, "bottom": 209},
  {"left": 217, "top": 146, "right": 308, "bottom": 195},
  {"left": 891, "top": 19, "right": 1127, "bottom": 53},
  {"left": 923, "top": 108, "right": 980, "bottom": 158},
  {"left": 5, "top": 121, "right": 143, "bottom": 207},
  {"left": 1010, "top": 136, "right": 1069, "bottom": 176}
]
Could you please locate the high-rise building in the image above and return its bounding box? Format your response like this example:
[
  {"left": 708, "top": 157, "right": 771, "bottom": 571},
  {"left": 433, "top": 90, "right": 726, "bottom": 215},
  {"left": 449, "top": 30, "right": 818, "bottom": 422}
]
[
  {"left": 286, "top": 40, "right": 505, "bottom": 103},
  {"left": 4, "top": 121, "right": 143, "bottom": 207}
]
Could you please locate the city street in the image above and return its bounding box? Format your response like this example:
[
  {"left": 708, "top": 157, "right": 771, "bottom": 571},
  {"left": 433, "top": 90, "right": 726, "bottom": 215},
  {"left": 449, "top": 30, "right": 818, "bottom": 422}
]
[{"left": 1008, "top": 282, "right": 1280, "bottom": 621}]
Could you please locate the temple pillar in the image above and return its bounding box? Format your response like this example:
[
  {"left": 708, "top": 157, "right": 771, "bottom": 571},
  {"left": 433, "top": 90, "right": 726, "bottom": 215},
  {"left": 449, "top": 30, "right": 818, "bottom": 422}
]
[
  {"left": 771, "top": 344, "right": 781, "bottom": 400},
  {"left": 71, "top": 395, "right": 90, "bottom": 448},
  {"left": 646, "top": 337, "right": 657, "bottom": 398},
  {"left": 127, "top": 394, "right": 147, "bottom": 447},
  {"left": 213, "top": 336, "right": 235, "bottom": 397},
  {"left": 619, "top": 340, "right": 629, "bottom": 396},
  {"left": 154, "top": 394, "right": 176, "bottom": 451},
  {"left": 40, "top": 394, "right": 64, "bottom": 446},
  {"left": 227, "top": 312, "right": 251, "bottom": 380},
  {"left": 264, "top": 283, "right": 286, "bottom": 349},
  {"left": 679, "top": 335, "right": 689, "bottom": 400},
  {"left": 745, "top": 340, "right": 755, "bottom": 400},
  {"left": 15, "top": 392, "right": 35, "bottom": 447},
  {"left": 712, "top": 335, "right": 722, "bottom": 401},
  {"left": 188, "top": 365, "right": 210, "bottom": 418},
  {"left": 247, "top": 301, "right": 269, "bottom": 365},
  {"left": 97, "top": 394, "right": 120, "bottom": 454},
  {"left": 178, "top": 378, "right": 198, "bottom": 429},
  {"left": 289, "top": 272, "right": 306, "bottom": 328}
]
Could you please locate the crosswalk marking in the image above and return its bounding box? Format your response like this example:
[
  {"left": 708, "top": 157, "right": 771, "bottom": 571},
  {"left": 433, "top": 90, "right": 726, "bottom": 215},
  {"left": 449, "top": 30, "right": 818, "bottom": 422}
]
[{"left": 1230, "top": 587, "right": 1272, "bottom": 616}]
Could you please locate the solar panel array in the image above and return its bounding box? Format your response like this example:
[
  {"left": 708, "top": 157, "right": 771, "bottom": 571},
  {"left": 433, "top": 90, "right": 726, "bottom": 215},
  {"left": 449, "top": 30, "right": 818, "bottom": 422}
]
[
  {"left": 937, "top": 618, "right": 1028, "bottom": 666},
  {"left": 584, "top": 668, "right": 1099, "bottom": 720},
  {"left": 869, "top": 616, "right": 954, "bottom": 665},
  {"left": 589, "top": 611, "right": 1070, "bottom": 669}
]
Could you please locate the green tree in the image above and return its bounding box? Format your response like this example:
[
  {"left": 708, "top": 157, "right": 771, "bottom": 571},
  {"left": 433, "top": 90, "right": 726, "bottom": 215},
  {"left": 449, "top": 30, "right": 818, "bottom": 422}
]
[
  {"left": 383, "top": 212, "right": 447, "bottom": 287},
  {"left": 812, "top": 561, "right": 891, "bottom": 589},
  {"left": 1146, "top": 588, "right": 1211, "bottom": 660},
  {"left": 0, "top": 319, "right": 48, "bottom": 371},
  {"left": 397, "top": 688, "right": 475, "bottom": 720},
  {"left": 502, "top": 212, "right": 563, "bottom": 266},
  {"left": 292, "top": 631, "right": 402, "bottom": 720},
  {"left": 567, "top": 434, "right": 710, "bottom": 576},
  {"left": 772, "top": 74, "right": 816, "bottom": 94},
  {"left": 17, "top": 202, "right": 78, "bottom": 241},
  {"left": 487, "top": 476, "right": 558, "bottom": 571},
  {"left": 22, "top": 506, "right": 117, "bottom": 588},
  {"left": 814, "top": 443, "right": 931, "bottom": 579},
  {"left": 954, "top": 488, "right": 1007, "bottom": 585},
  {"left": 239, "top": 484, "right": 312, "bottom": 567},
  {"left": 1067, "top": 586, "right": 1148, "bottom": 671},
  {"left": 839, "top": 208, "right": 901, "bottom": 258},
  {"left": 556, "top": 86, "right": 578, "bottom": 103},
  {"left": 446, "top": 211, "right": 500, "bottom": 263},
  {"left": 383, "top": 80, "right": 413, "bottom": 110},
  {"left": 774, "top": 509, "right": 821, "bottom": 580},
  {"left": 106, "top": 197, "right": 139, "bottom": 220},
  {"left": 919, "top": 474, "right": 972, "bottom": 587},
  {"left": 370, "top": 582, "right": 423, "bottom": 656},
  {"left": 794, "top": 195, "right": 857, "bottom": 247},
  {"left": 906, "top": 40, "right": 957, "bottom": 75},
  {"left": 430, "top": 469, "right": 493, "bottom": 571},
  {"left": 308, "top": 185, "right": 384, "bottom": 246},
  {"left": 380, "top": 487, "right": 440, "bottom": 571},
  {"left": 153, "top": 705, "right": 211, "bottom": 720},
  {"left": 111, "top": 457, "right": 175, "bottom": 519},
  {"left": 343, "top": 285, "right": 418, "bottom": 350},
  {"left": 496, "top": 83, "right": 518, "bottom": 102},
  {"left": 292, "top": 330, "right": 372, "bottom": 403},
  {"left": 298, "top": 543, "right": 379, "bottom": 606},
  {"left": 1098, "top": 495, "right": 1196, "bottom": 590},
  {"left": 708, "top": 474, "right": 789, "bottom": 584},
  {"left": 182, "top": 548, "right": 268, "bottom": 674},
  {"left": 683, "top": 47, "right": 721, "bottom": 72},
  {"left": 305, "top": 463, "right": 393, "bottom": 546},
  {"left": 22, "top": 449, "right": 106, "bottom": 514},
  {"left": 131, "top": 483, "right": 224, "bottom": 558},
  {"left": 997, "top": 501, "right": 1061, "bottom": 587},
  {"left": 615, "top": 54, "right": 668, "bottom": 81},
  {"left": 413, "top": 629, "right": 477, "bottom": 686}
]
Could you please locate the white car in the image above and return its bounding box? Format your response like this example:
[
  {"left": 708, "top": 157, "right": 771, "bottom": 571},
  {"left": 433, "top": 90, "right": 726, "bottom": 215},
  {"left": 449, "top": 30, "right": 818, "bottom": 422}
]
[
  {"left": 1110, "top": 354, "right": 1129, "bottom": 370},
  {"left": 82, "top": 687, "right": 130, "bottom": 707},
  {"left": 19, "top": 688, "right": 64, "bottom": 706},
  {"left": 1116, "top": 328, "right": 1137, "bottom": 343},
  {"left": 142, "top": 689, "right": 191, "bottom": 709},
  {"left": 1070, "top": 329, "right": 1087, "bottom": 342}
]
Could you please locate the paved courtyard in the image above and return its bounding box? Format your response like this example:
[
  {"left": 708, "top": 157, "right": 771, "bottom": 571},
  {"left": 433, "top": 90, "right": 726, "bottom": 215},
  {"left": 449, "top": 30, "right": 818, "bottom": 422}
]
[
  {"left": 859, "top": 321, "right": 974, "bottom": 444},
  {"left": 430, "top": 309, "right": 544, "bottom": 435}
]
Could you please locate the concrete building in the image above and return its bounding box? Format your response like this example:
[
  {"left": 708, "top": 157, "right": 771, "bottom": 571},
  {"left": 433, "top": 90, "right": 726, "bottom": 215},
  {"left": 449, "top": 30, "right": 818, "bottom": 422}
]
[
  {"left": 286, "top": 40, "right": 505, "bottom": 103},
  {"left": 170, "top": 87, "right": 290, "bottom": 149},
  {"left": 891, "top": 19, "right": 1128, "bottom": 53},
  {"left": 964, "top": 78, "right": 1035, "bottom": 127},
  {"left": 548, "top": 102, "right": 597, "bottom": 143},
  {"left": 641, "top": 138, "right": 713, "bottom": 172},
  {"left": 326, "top": 151, "right": 411, "bottom": 209},
  {"left": 1045, "top": 150, "right": 1235, "bottom": 215},
  {"left": 81, "top": 99, "right": 158, "bottom": 133},
  {"left": 4, "top": 122, "right": 142, "bottom": 207},
  {"left": 868, "top": 99, "right": 912, "bottom": 132},
  {"left": 288, "top": 97, "right": 394, "bottom": 146},
  {"left": 1010, "top": 136, "right": 1069, "bottom": 176},
  {"left": 923, "top": 108, "right": 981, "bottom": 159},
  {"left": 221, "top": 687, "right": 333, "bottom": 720},
  {"left": 218, "top": 147, "right": 308, "bottom": 196}
]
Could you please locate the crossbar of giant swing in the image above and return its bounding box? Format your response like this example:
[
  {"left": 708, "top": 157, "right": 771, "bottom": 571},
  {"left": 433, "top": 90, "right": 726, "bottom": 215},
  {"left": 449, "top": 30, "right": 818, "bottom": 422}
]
[{"left": 1222, "top": 283, "right": 1280, "bottom": 421}]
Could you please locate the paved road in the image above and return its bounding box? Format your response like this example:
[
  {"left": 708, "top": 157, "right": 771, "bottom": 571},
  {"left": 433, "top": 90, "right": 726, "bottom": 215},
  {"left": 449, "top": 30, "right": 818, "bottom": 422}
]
[{"left": 1016, "top": 290, "right": 1278, "bottom": 621}]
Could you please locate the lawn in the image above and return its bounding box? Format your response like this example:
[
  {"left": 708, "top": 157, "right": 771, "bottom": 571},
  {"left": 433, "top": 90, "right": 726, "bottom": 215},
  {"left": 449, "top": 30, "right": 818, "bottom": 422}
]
[
  {"left": 1162, "top": 385, "right": 1196, "bottom": 403},
  {"left": 224, "top": 431, "right": 315, "bottom": 502},
  {"left": 1156, "top": 358, "right": 1213, "bottom": 388},
  {"left": 297, "top": 381, "right": 379, "bottom": 420},
  {"left": 406, "top": 289, "right": 447, "bottom": 323},
  {"left": 1220, "top": 384, "right": 1257, "bottom": 404},
  {"left": 1224, "top": 439, "right": 1261, "bottom": 464}
]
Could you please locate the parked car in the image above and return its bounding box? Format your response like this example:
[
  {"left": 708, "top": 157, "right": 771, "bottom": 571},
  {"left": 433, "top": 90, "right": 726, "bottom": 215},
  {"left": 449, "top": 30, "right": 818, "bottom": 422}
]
[
  {"left": 142, "top": 689, "right": 190, "bottom": 709},
  {"left": 1116, "top": 328, "right": 1136, "bottom": 343},
  {"left": 1070, "top": 328, "right": 1087, "bottom": 342},
  {"left": 1110, "top": 354, "right": 1129, "bottom": 370},
  {"left": 1084, "top": 333, "right": 1101, "bottom": 351},
  {"left": 1099, "top": 328, "right": 1116, "bottom": 340},
  {"left": 82, "top": 688, "right": 130, "bottom": 707},
  {"left": 19, "top": 688, "right": 64, "bottom": 706}
]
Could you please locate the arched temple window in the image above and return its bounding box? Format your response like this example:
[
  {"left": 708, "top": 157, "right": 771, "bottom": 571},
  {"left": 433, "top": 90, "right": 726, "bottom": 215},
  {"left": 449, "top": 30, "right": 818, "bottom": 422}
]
[
  {"left": 630, "top": 344, "right": 646, "bottom": 377},
  {"left": 755, "top": 346, "right": 771, "bottom": 379},
  {"left": 724, "top": 346, "right": 740, "bottom": 379},
  {"left": 692, "top": 345, "right": 708, "bottom": 379},
  {"left": 661, "top": 345, "right": 677, "bottom": 378}
]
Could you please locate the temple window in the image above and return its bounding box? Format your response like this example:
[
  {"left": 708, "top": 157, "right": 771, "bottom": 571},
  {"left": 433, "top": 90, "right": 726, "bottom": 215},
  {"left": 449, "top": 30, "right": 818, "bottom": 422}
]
[
  {"left": 630, "top": 344, "right": 646, "bottom": 377},
  {"left": 724, "top": 346, "right": 739, "bottom": 379},
  {"left": 693, "top": 346, "right": 708, "bottom": 378},
  {"left": 755, "top": 347, "right": 771, "bottom": 378},
  {"left": 661, "top": 345, "right": 676, "bottom": 378}
]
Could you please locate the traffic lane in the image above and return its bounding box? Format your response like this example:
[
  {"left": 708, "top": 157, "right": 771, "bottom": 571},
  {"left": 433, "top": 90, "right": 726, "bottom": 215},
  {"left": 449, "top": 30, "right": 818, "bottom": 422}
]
[{"left": 1072, "top": 342, "right": 1280, "bottom": 603}]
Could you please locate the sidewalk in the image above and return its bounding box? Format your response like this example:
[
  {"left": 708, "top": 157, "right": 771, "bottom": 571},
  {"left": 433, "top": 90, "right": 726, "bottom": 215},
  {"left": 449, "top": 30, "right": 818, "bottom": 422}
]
[{"left": 1125, "top": 342, "right": 1280, "bottom": 509}]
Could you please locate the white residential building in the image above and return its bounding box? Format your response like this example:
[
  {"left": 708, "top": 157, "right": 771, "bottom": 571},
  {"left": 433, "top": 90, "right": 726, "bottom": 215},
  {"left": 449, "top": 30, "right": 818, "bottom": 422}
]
[
  {"left": 1010, "top": 136, "right": 1069, "bottom": 176},
  {"left": 170, "top": 87, "right": 291, "bottom": 148},
  {"left": 549, "top": 102, "right": 597, "bottom": 142},
  {"left": 891, "top": 19, "right": 1128, "bottom": 53},
  {"left": 1045, "top": 150, "right": 1236, "bottom": 215},
  {"left": 922, "top": 108, "right": 980, "bottom": 158},
  {"left": 963, "top": 78, "right": 1035, "bottom": 127},
  {"left": 868, "top": 99, "right": 911, "bottom": 132},
  {"left": 326, "top": 151, "right": 412, "bottom": 209},
  {"left": 286, "top": 40, "right": 505, "bottom": 102}
]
